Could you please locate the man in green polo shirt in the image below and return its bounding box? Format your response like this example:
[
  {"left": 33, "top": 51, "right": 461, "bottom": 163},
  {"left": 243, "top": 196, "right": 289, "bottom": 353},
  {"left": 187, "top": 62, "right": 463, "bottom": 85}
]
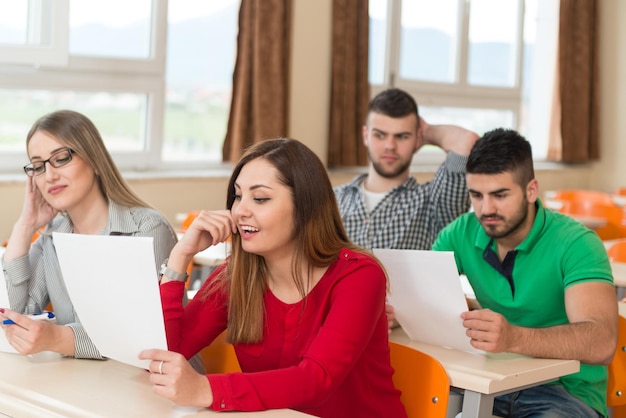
[{"left": 433, "top": 128, "right": 617, "bottom": 417}]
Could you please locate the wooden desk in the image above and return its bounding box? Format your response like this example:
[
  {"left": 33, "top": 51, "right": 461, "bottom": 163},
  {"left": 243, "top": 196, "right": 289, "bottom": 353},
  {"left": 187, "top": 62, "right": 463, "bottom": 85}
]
[
  {"left": 603, "top": 240, "right": 626, "bottom": 287},
  {"left": 612, "top": 262, "right": 626, "bottom": 288},
  {"left": 570, "top": 215, "right": 607, "bottom": 230},
  {"left": 192, "top": 241, "right": 229, "bottom": 267},
  {"left": 0, "top": 352, "right": 311, "bottom": 418},
  {"left": 389, "top": 328, "right": 580, "bottom": 418},
  {"left": 175, "top": 234, "right": 229, "bottom": 267},
  {"left": 543, "top": 203, "right": 607, "bottom": 230}
]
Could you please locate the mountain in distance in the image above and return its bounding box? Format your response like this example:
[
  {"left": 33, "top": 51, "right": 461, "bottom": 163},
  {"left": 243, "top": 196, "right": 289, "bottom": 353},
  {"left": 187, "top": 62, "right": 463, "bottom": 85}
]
[
  {"left": 1, "top": 10, "right": 528, "bottom": 90},
  {"left": 36, "top": 2, "right": 239, "bottom": 88},
  {"left": 370, "top": 17, "right": 531, "bottom": 87}
]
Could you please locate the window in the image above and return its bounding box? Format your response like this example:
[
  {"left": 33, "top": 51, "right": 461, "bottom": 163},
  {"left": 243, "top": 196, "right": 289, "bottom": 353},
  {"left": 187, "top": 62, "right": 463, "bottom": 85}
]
[
  {"left": 369, "top": 0, "right": 559, "bottom": 161},
  {"left": 0, "top": 0, "right": 239, "bottom": 174}
]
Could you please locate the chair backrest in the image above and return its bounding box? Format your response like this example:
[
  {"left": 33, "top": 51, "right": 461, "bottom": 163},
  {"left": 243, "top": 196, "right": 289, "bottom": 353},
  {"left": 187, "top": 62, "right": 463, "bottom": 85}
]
[
  {"left": 607, "top": 313, "right": 626, "bottom": 417},
  {"left": 609, "top": 241, "right": 626, "bottom": 263},
  {"left": 199, "top": 330, "right": 241, "bottom": 374},
  {"left": 558, "top": 201, "right": 626, "bottom": 241},
  {"left": 553, "top": 189, "right": 614, "bottom": 206},
  {"left": 181, "top": 210, "right": 200, "bottom": 232},
  {"left": 389, "top": 341, "right": 450, "bottom": 418}
]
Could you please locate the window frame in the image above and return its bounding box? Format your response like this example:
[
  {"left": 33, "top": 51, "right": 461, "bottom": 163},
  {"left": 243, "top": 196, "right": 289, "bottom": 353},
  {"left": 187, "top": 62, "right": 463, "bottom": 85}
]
[
  {"left": 0, "top": 0, "right": 70, "bottom": 67},
  {"left": 372, "top": 0, "right": 535, "bottom": 165},
  {"left": 0, "top": 0, "right": 234, "bottom": 175}
]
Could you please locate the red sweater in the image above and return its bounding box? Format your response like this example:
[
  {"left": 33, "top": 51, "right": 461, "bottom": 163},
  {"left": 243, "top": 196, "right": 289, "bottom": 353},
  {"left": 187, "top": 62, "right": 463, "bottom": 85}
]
[{"left": 160, "top": 249, "right": 406, "bottom": 417}]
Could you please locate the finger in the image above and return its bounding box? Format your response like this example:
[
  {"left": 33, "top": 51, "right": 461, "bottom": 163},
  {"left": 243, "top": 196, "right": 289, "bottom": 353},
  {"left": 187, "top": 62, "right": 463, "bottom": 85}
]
[
  {"left": 138, "top": 348, "right": 168, "bottom": 360},
  {"left": 148, "top": 359, "right": 165, "bottom": 375},
  {"left": 138, "top": 349, "right": 181, "bottom": 365},
  {"left": 1, "top": 309, "right": 30, "bottom": 329},
  {"left": 200, "top": 218, "right": 235, "bottom": 244}
]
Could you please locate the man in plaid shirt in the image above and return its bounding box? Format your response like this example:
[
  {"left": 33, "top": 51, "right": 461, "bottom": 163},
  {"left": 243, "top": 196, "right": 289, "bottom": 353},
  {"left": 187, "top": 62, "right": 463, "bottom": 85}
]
[{"left": 334, "top": 88, "right": 479, "bottom": 251}]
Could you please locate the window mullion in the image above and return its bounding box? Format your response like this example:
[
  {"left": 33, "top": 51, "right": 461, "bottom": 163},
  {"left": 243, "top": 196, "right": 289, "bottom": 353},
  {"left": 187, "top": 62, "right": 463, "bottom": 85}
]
[
  {"left": 514, "top": 0, "right": 525, "bottom": 89},
  {"left": 457, "top": 0, "right": 470, "bottom": 87},
  {"left": 386, "top": 0, "right": 402, "bottom": 86}
]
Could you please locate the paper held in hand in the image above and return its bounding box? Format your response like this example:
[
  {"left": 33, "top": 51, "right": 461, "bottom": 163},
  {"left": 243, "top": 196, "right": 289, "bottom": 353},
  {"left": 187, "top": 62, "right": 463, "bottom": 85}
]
[
  {"left": 374, "top": 249, "right": 481, "bottom": 354},
  {"left": 53, "top": 233, "right": 168, "bottom": 369}
]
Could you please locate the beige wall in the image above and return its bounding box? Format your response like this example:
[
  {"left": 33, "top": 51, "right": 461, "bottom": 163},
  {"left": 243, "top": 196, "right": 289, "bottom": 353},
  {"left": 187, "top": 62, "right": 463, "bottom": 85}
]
[
  {"left": 593, "top": 0, "right": 626, "bottom": 191},
  {"left": 0, "top": 0, "right": 621, "bottom": 242}
]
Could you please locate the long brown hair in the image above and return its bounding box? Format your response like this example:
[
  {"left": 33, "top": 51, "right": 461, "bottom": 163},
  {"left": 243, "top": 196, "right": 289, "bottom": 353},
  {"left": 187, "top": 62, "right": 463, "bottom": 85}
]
[
  {"left": 206, "top": 138, "right": 364, "bottom": 344},
  {"left": 26, "top": 109, "right": 150, "bottom": 208}
]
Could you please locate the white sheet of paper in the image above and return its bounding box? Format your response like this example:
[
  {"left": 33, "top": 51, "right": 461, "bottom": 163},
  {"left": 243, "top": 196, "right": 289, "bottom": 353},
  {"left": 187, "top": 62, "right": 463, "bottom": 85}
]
[
  {"left": 374, "top": 249, "right": 481, "bottom": 354},
  {"left": 53, "top": 233, "right": 167, "bottom": 368},
  {"left": 0, "top": 247, "right": 18, "bottom": 354}
]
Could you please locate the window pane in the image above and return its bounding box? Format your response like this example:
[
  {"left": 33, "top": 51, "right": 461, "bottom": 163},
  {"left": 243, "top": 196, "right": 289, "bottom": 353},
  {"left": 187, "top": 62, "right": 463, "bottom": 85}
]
[
  {"left": 399, "top": 0, "right": 459, "bottom": 83},
  {"left": 69, "top": 0, "right": 152, "bottom": 59},
  {"left": 421, "top": 106, "right": 515, "bottom": 138},
  {"left": 468, "top": 0, "right": 519, "bottom": 87},
  {"left": 0, "top": 90, "right": 146, "bottom": 152},
  {"left": 369, "top": 0, "right": 387, "bottom": 85},
  {"left": 0, "top": 1, "right": 28, "bottom": 45},
  {"left": 162, "top": 0, "right": 239, "bottom": 162}
]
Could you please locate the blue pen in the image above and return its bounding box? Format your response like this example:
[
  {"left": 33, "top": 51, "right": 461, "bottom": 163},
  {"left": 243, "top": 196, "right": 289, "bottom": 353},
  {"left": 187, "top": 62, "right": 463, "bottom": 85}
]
[{"left": 2, "top": 311, "right": 55, "bottom": 325}]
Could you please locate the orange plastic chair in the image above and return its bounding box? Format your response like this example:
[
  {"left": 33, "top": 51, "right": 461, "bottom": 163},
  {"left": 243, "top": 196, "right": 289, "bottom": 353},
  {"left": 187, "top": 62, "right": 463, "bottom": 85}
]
[
  {"left": 389, "top": 341, "right": 450, "bottom": 418},
  {"left": 607, "top": 312, "right": 626, "bottom": 417},
  {"left": 557, "top": 200, "right": 626, "bottom": 241},
  {"left": 609, "top": 241, "right": 626, "bottom": 263},
  {"left": 178, "top": 211, "right": 201, "bottom": 286},
  {"left": 552, "top": 189, "right": 615, "bottom": 206},
  {"left": 199, "top": 330, "right": 241, "bottom": 374},
  {"left": 180, "top": 210, "right": 200, "bottom": 232},
  {"left": 615, "top": 188, "right": 626, "bottom": 197}
]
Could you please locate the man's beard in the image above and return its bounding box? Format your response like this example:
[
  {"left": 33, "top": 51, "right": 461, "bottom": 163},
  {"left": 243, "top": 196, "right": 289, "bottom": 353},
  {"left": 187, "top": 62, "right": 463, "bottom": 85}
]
[
  {"left": 480, "top": 197, "right": 529, "bottom": 239},
  {"left": 370, "top": 153, "right": 412, "bottom": 179}
]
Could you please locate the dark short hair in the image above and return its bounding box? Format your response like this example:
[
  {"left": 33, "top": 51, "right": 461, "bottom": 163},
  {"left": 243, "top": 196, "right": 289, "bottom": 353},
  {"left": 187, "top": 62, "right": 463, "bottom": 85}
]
[
  {"left": 466, "top": 128, "right": 535, "bottom": 187},
  {"left": 367, "top": 88, "right": 419, "bottom": 120}
]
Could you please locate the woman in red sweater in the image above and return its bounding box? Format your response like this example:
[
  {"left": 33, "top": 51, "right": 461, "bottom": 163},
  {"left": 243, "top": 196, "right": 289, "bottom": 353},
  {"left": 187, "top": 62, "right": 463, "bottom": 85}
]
[{"left": 140, "top": 138, "right": 406, "bottom": 417}]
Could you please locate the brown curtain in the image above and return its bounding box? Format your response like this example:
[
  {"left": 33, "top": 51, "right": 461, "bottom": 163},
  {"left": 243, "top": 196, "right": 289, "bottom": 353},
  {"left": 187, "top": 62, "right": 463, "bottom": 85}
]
[
  {"left": 222, "top": 0, "right": 292, "bottom": 162},
  {"left": 327, "top": 0, "right": 370, "bottom": 167},
  {"left": 549, "top": 0, "right": 599, "bottom": 162}
]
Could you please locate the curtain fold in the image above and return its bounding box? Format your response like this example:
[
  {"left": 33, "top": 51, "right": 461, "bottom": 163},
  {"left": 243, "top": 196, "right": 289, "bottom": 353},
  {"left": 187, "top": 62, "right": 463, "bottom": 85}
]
[
  {"left": 222, "top": 0, "right": 292, "bottom": 162},
  {"left": 327, "top": 0, "right": 370, "bottom": 167},
  {"left": 549, "top": 0, "right": 599, "bottom": 162}
]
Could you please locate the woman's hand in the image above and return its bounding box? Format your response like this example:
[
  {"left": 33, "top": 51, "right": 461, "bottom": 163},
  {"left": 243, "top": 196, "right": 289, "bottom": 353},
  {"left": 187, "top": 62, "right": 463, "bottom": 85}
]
[
  {"left": 139, "top": 349, "right": 214, "bottom": 407},
  {"left": 21, "top": 177, "right": 58, "bottom": 232},
  {"left": 4, "top": 179, "right": 58, "bottom": 260},
  {"left": 165, "top": 210, "right": 237, "bottom": 276},
  {"left": 0, "top": 309, "right": 75, "bottom": 356}
]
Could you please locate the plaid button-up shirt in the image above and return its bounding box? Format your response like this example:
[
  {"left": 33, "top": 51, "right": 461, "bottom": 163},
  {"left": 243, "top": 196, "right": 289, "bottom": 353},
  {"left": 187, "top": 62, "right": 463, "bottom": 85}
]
[{"left": 334, "top": 152, "right": 470, "bottom": 250}]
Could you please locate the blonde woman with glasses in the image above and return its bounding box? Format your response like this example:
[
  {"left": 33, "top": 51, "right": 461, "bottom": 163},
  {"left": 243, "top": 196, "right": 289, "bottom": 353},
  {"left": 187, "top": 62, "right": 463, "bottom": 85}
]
[{"left": 0, "top": 110, "right": 197, "bottom": 365}]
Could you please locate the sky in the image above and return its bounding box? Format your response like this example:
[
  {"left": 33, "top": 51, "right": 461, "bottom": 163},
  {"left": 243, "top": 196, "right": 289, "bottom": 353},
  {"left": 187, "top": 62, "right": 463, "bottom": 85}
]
[
  {"left": 369, "top": 0, "right": 539, "bottom": 43},
  {"left": 0, "top": 0, "right": 239, "bottom": 29},
  {"left": 0, "top": 0, "right": 543, "bottom": 44}
]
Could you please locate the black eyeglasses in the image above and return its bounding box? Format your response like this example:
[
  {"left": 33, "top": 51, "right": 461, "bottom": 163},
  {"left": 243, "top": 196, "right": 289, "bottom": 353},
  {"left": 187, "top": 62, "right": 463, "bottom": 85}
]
[{"left": 24, "top": 148, "right": 76, "bottom": 177}]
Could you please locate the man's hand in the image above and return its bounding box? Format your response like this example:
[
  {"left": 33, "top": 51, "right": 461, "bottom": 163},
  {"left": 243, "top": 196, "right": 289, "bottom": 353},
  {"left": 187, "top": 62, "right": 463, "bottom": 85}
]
[{"left": 461, "top": 308, "right": 519, "bottom": 353}]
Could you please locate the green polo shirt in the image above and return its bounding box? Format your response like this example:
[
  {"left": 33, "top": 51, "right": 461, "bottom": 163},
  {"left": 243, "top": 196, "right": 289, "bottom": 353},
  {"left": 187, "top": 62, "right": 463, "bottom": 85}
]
[{"left": 433, "top": 199, "right": 614, "bottom": 417}]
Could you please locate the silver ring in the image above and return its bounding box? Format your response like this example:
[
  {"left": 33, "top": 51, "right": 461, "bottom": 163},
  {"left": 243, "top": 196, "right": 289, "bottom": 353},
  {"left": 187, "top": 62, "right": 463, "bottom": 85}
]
[{"left": 158, "top": 360, "right": 164, "bottom": 374}]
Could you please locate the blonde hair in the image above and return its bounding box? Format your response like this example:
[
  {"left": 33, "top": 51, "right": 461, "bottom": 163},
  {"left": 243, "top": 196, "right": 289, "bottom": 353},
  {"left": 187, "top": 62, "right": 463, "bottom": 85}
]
[{"left": 26, "top": 109, "right": 150, "bottom": 208}]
